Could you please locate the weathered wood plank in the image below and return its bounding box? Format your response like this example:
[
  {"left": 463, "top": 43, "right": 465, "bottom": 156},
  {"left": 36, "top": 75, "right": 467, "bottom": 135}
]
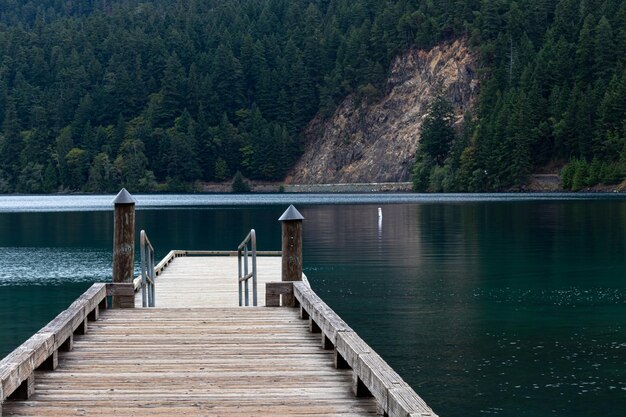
[
  {"left": 3, "top": 307, "right": 379, "bottom": 416},
  {"left": 76, "top": 283, "right": 107, "bottom": 313},
  {"left": 355, "top": 352, "right": 404, "bottom": 409},
  {"left": 0, "top": 347, "right": 34, "bottom": 401},
  {"left": 336, "top": 331, "right": 372, "bottom": 370},
  {"left": 294, "top": 282, "right": 352, "bottom": 344},
  {"left": 154, "top": 250, "right": 178, "bottom": 275},
  {"left": 7, "top": 374, "right": 34, "bottom": 400},
  {"left": 293, "top": 281, "right": 438, "bottom": 417},
  {"left": 106, "top": 283, "right": 134, "bottom": 297},
  {"left": 387, "top": 385, "right": 437, "bottom": 417},
  {"left": 36, "top": 351, "right": 57, "bottom": 372},
  {"left": 265, "top": 282, "right": 293, "bottom": 307},
  {"left": 0, "top": 332, "right": 56, "bottom": 402},
  {"left": 265, "top": 282, "right": 294, "bottom": 296},
  {"left": 2, "top": 253, "right": 436, "bottom": 417},
  {"left": 0, "top": 284, "right": 109, "bottom": 406},
  {"left": 135, "top": 256, "right": 282, "bottom": 308},
  {"left": 106, "top": 283, "right": 134, "bottom": 308},
  {"left": 2, "top": 403, "right": 377, "bottom": 416}
]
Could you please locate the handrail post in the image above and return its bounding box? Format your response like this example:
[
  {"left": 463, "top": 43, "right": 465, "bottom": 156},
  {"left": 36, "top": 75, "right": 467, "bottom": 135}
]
[
  {"left": 251, "top": 230, "right": 257, "bottom": 306},
  {"left": 244, "top": 245, "right": 249, "bottom": 306},
  {"left": 237, "top": 229, "right": 260, "bottom": 307},
  {"left": 238, "top": 249, "right": 243, "bottom": 306},
  {"left": 140, "top": 231, "right": 148, "bottom": 308},
  {"left": 140, "top": 230, "right": 156, "bottom": 308},
  {"left": 279, "top": 205, "right": 304, "bottom": 307},
  {"left": 149, "top": 246, "right": 155, "bottom": 306},
  {"left": 112, "top": 188, "right": 136, "bottom": 308}
]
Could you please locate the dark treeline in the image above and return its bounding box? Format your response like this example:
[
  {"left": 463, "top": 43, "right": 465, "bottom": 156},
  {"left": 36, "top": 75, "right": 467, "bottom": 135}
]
[
  {"left": 413, "top": 0, "right": 626, "bottom": 191},
  {"left": 0, "top": 0, "right": 624, "bottom": 193}
]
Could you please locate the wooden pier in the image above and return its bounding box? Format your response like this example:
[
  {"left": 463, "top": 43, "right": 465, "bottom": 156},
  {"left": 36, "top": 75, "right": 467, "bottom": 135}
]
[{"left": 0, "top": 199, "right": 438, "bottom": 417}]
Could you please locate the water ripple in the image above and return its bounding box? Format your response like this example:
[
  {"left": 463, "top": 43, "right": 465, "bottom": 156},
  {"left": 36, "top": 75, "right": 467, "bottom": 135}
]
[
  {"left": 0, "top": 247, "right": 113, "bottom": 285},
  {"left": 472, "top": 287, "right": 626, "bottom": 306},
  {"left": 0, "top": 192, "right": 622, "bottom": 212}
]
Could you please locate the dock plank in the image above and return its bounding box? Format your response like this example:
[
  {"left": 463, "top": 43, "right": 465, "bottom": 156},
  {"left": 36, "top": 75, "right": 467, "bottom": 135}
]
[
  {"left": 2, "top": 255, "right": 435, "bottom": 416},
  {"left": 2, "top": 308, "right": 378, "bottom": 416},
  {"left": 135, "top": 256, "right": 281, "bottom": 308}
]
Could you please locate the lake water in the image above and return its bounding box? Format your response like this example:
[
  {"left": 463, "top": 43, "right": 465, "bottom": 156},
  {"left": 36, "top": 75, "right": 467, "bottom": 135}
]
[{"left": 0, "top": 194, "right": 625, "bottom": 417}]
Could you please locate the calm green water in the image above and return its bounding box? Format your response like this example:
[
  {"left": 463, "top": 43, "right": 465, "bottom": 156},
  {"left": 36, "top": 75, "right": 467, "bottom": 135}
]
[{"left": 0, "top": 194, "right": 625, "bottom": 417}]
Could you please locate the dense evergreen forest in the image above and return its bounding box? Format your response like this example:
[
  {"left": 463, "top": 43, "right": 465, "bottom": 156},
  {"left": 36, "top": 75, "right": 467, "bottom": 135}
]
[
  {"left": 414, "top": 0, "right": 626, "bottom": 191},
  {"left": 0, "top": 0, "right": 624, "bottom": 193}
]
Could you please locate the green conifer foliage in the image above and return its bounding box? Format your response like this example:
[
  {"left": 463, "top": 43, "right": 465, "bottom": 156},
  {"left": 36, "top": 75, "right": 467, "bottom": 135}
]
[{"left": 0, "top": 0, "right": 623, "bottom": 192}]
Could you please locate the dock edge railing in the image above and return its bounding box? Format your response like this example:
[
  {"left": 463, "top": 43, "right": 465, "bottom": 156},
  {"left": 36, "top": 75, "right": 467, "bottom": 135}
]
[
  {"left": 0, "top": 282, "right": 134, "bottom": 415},
  {"left": 140, "top": 230, "right": 156, "bottom": 307},
  {"left": 264, "top": 280, "right": 439, "bottom": 417},
  {"left": 238, "top": 229, "right": 258, "bottom": 306}
]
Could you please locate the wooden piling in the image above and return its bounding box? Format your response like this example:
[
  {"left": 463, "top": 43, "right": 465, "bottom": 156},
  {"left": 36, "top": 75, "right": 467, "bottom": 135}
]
[
  {"left": 112, "top": 188, "right": 136, "bottom": 308},
  {"left": 278, "top": 205, "right": 304, "bottom": 306}
]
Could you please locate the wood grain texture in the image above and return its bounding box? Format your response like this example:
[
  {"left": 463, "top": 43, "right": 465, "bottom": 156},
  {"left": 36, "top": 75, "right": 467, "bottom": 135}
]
[
  {"left": 1, "top": 284, "right": 106, "bottom": 406},
  {"left": 281, "top": 220, "right": 303, "bottom": 307},
  {"left": 293, "top": 282, "right": 438, "bottom": 417},
  {"left": 1, "top": 255, "right": 437, "bottom": 417},
  {"left": 2, "top": 308, "right": 378, "bottom": 416},
  {"left": 134, "top": 255, "right": 282, "bottom": 308},
  {"left": 112, "top": 202, "right": 135, "bottom": 308},
  {"left": 265, "top": 282, "right": 294, "bottom": 307}
]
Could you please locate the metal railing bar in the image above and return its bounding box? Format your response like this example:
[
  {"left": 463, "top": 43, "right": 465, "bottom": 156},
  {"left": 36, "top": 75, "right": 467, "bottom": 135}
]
[
  {"left": 140, "top": 230, "right": 156, "bottom": 308},
  {"left": 237, "top": 229, "right": 258, "bottom": 307}
]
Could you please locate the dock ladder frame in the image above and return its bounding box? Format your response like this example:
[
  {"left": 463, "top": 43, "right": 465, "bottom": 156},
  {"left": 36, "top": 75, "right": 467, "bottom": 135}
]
[
  {"left": 140, "top": 230, "right": 156, "bottom": 307},
  {"left": 238, "top": 229, "right": 258, "bottom": 306}
]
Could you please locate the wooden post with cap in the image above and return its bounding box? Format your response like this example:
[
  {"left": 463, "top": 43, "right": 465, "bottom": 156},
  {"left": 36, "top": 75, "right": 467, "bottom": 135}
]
[
  {"left": 279, "top": 205, "right": 304, "bottom": 307},
  {"left": 112, "top": 188, "right": 136, "bottom": 308}
]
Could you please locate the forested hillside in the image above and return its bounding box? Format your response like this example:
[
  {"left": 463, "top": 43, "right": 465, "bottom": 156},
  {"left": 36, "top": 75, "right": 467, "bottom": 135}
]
[
  {"left": 449, "top": 0, "right": 626, "bottom": 191},
  {"left": 0, "top": 0, "right": 624, "bottom": 193}
]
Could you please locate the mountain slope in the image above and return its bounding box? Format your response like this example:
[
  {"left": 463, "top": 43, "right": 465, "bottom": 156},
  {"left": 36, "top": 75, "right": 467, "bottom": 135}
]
[{"left": 290, "top": 39, "right": 478, "bottom": 184}]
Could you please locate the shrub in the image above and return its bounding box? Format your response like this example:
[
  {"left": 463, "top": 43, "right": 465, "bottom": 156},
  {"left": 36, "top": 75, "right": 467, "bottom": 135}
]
[
  {"left": 231, "top": 171, "right": 251, "bottom": 193},
  {"left": 561, "top": 163, "right": 575, "bottom": 189},
  {"left": 571, "top": 160, "right": 589, "bottom": 191}
]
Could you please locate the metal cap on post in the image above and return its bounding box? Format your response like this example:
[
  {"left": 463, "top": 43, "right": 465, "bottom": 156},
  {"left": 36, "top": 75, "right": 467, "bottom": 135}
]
[
  {"left": 278, "top": 204, "right": 304, "bottom": 222},
  {"left": 279, "top": 205, "right": 304, "bottom": 307},
  {"left": 112, "top": 188, "right": 136, "bottom": 308},
  {"left": 112, "top": 188, "right": 136, "bottom": 205}
]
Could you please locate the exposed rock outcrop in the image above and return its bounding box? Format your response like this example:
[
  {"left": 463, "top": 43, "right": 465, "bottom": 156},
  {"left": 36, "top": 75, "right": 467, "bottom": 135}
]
[{"left": 289, "top": 39, "right": 479, "bottom": 184}]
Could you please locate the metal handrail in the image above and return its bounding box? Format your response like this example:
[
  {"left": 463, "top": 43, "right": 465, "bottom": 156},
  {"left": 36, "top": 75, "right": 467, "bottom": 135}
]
[
  {"left": 237, "top": 229, "right": 257, "bottom": 306},
  {"left": 140, "top": 230, "right": 156, "bottom": 307}
]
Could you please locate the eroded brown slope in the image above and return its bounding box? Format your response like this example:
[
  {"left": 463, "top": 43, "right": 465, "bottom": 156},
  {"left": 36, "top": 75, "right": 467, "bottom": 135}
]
[{"left": 289, "top": 39, "right": 479, "bottom": 184}]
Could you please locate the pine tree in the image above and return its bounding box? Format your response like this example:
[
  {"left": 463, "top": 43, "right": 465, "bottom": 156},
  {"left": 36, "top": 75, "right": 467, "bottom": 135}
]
[
  {"left": 165, "top": 111, "right": 201, "bottom": 181},
  {"left": 419, "top": 95, "right": 456, "bottom": 166},
  {"left": 65, "top": 148, "right": 89, "bottom": 190},
  {"left": 553, "top": 0, "right": 581, "bottom": 43},
  {"left": 114, "top": 139, "right": 150, "bottom": 191},
  {"left": 575, "top": 14, "right": 595, "bottom": 84},
  {"left": 213, "top": 43, "right": 244, "bottom": 116},
  {"left": 86, "top": 152, "right": 117, "bottom": 192},
  {"left": 0, "top": 98, "right": 23, "bottom": 187},
  {"left": 160, "top": 53, "right": 186, "bottom": 126},
  {"left": 231, "top": 171, "right": 250, "bottom": 192},
  {"left": 594, "top": 16, "right": 615, "bottom": 80}
]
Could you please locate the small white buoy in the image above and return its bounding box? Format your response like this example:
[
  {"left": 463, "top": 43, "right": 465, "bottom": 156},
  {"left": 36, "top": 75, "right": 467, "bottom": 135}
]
[{"left": 378, "top": 207, "right": 382, "bottom": 218}]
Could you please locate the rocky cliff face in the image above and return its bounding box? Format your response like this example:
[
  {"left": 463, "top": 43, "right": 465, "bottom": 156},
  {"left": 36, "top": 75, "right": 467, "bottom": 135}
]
[{"left": 289, "top": 39, "right": 479, "bottom": 184}]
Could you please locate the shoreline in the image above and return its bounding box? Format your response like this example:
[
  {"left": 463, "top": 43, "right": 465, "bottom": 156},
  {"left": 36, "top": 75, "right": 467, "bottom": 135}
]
[{"left": 2, "top": 176, "right": 626, "bottom": 195}]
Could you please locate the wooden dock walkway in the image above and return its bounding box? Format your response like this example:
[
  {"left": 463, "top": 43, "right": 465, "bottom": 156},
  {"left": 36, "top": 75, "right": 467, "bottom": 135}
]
[
  {"left": 1, "top": 200, "right": 438, "bottom": 417},
  {"left": 3, "top": 306, "right": 377, "bottom": 416},
  {"left": 133, "top": 253, "right": 282, "bottom": 308},
  {"left": 0, "top": 252, "right": 438, "bottom": 417}
]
